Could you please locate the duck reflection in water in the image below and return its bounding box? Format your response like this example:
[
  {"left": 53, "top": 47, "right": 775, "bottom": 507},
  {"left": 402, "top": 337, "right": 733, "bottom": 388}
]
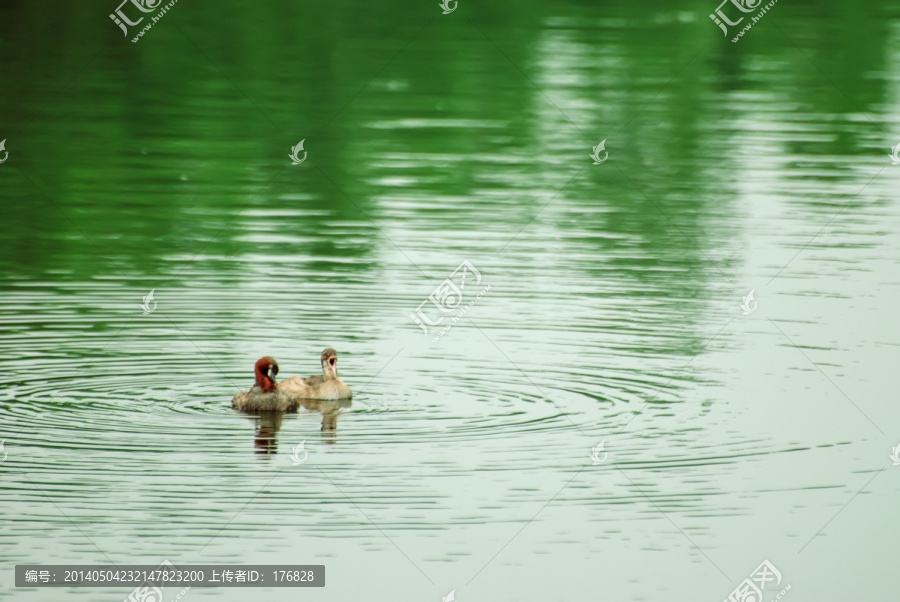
[
  {"left": 244, "top": 399, "right": 353, "bottom": 454},
  {"left": 251, "top": 411, "right": 284, "bottom": 455},
  {"left": 298, "top": 398, "right": 352, "bottom": 445}
]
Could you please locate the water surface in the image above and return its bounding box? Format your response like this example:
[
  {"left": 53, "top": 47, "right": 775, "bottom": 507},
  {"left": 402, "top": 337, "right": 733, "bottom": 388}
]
[{"left": 1, "top": 1, "right": 899, "bottom": 600}]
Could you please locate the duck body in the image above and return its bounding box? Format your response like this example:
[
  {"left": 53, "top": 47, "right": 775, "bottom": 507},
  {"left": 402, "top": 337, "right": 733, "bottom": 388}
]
[
  {"left": 232, "top": 385, "right": 295, "bottom": 412},
  {"left": 281, "top": 375, "right": 352, "bottom": 401},
  {"left": 232, "top": 356, "right": 299, "bottom": 413},
  {"left": 281, "top": 348, "right": 352, "bottom": 401}
]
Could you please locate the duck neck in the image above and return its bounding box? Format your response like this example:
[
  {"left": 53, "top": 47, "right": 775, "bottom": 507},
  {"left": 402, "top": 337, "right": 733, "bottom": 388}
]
[
  {"left": 255, "top": 367, "right": 277, "bottom": 392},
  {"left": 322, "top": 361, "right": 335, "bottom": 382}
]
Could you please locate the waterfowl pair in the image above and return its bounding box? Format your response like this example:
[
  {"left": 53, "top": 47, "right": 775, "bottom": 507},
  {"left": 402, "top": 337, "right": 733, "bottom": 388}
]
[{"left": 231, "top": 348, "right": 352, "bottom": 412}]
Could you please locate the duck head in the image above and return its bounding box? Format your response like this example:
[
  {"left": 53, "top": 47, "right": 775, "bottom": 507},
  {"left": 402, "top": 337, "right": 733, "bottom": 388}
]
[
  {"left": 254, "top": 356, "right": 279, "bottom": 392},
  {"left": 321, "top": 348, "right": 339, "bottom": 381}
]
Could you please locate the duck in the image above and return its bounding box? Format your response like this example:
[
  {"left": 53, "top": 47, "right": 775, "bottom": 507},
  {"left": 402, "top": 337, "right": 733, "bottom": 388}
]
[
  {"left": 232, "top": 356, "right": 298, "bottom": 412},
  {"left": 280, "top": 348, "right": 353, "bottom": 401}
]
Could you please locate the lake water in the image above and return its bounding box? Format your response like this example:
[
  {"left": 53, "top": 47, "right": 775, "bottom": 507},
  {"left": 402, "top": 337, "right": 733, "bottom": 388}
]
[{"left": 1, "top": 1, "right": 899, "bottom": 600}]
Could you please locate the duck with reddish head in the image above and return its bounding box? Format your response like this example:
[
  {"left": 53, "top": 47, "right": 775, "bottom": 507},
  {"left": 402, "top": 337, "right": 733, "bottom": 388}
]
[
  {"left": 232, "top": 356, "right": 297, "bottom": 412},
  {"left": 281, "top": 348, "right": 353, "bottom": 401}
]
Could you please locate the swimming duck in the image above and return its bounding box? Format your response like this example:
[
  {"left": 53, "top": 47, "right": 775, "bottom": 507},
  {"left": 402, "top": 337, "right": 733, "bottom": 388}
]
[
  {"left": 280, "top": 348, "right": 353, "bottom": 401},
  {"left": 232, "top": 356, "right": 297, "bottom": 412}
]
